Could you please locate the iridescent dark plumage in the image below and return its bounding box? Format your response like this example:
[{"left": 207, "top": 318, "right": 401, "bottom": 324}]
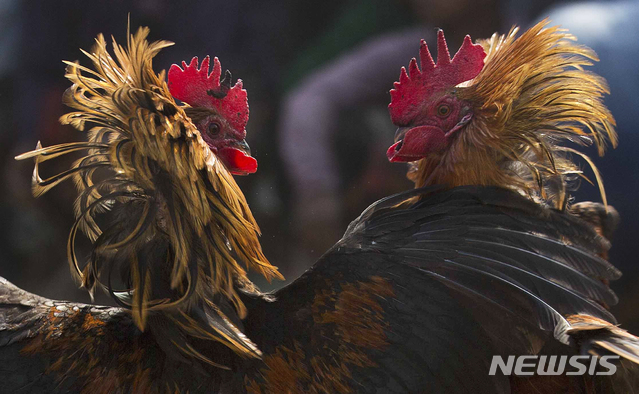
[{"left": 3, "top": 186, "right": 639, "bottom": 392}]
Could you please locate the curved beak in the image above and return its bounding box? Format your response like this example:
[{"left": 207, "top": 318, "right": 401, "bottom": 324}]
[{"left": 233, "top": 139, "right": 252, "bottom": 156}]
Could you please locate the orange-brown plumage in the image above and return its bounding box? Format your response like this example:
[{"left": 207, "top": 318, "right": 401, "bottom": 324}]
[
  {"left": 390, "top": 20, "right": 617, "bottom": 210},
  {"left": 15, "top": 26, "right": 282, "bottom": 363}
]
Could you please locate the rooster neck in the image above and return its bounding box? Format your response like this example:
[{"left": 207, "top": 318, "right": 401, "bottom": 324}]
[
  {"left": 413, "top": 137, "right": 512, "bottom": 191},
  {"left": 446, "top": 20, "right": 617, "bottom": 207},
  {"left": 15, "top": 27, "right": 283, "bottom": 365}
]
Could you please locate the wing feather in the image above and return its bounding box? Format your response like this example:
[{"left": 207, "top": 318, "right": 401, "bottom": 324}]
[{"left": 337, "top": 186, "right": 635, "bottom": 360}]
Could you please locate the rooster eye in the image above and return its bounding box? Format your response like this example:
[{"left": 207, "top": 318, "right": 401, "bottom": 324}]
[
  {"left": 437, "top": 105, "right": 451, "bottom": 117},
  {"left": 208, "top": 122, "right": 221, "bottom": 136}
]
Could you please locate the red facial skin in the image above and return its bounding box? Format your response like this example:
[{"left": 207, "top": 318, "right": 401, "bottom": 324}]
[
  {"left": 387, "top": 92, "right": 473, "bottom": 162},
  {"left": 195, "top": 113, "right": 257, "bottom": 175},
  {"left": 168, "top": 56, "right": 256, "bottom": 175},
  {"left": 386, "top": 32, "right": 485, "bottom": 163}
]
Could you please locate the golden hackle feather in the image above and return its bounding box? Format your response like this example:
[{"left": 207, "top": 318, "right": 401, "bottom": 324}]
[
  {"left": 15, "top": 27, "right": 282, "bottom": 361},
  {"left": 414, "top": 20, "right": 616, "bottom": 209}
]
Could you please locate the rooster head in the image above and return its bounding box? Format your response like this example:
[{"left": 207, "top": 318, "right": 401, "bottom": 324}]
[
  {"left": 387, "top": 30, "right": 486, "bottom": 163},
  {"left": 168, "top": 56, "right": 257, "bottom": 175}
]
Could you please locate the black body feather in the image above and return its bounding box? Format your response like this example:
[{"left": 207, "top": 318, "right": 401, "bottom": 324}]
[{"left": 2, "top": 186, "right": 638, "bottom": 393}]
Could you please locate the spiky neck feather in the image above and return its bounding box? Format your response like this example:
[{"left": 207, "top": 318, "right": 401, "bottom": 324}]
[
  {"left": 413, "top": 138, "right": 511, "bottom": 191},
  {"left": 410, "top": 20, "right": 616, "bottom": 209},
  {"left": 16, "top": 27, "right": 281, "bottom": 364}
]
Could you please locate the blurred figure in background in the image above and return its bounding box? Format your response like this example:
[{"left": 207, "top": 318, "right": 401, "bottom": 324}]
[
  {"left": 279, "top": 0, "right": 515, "bottom": 271},
  {"left": 540, "top": 1, "right": 639, "bottom": 332},
  {"left": 1, "top": 0, "right": 339, "bottom": 299},
  {"left": 278, "top": 0, "right": 639, "bottom": 337},
  {"left": 2, "top": 0, "right": 638, "bottom": 338}
]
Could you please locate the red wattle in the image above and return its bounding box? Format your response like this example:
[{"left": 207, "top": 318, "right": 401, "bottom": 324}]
[
  {"left": 217, "top": 147, "right": 258, "bottom": 175},
  {"left": 386, "top": 125, "right": 448, "bottom": 162}
]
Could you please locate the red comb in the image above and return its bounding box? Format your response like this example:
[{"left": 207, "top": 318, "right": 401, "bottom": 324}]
[
  {"left": 389, "top": 31, "right": 486, "bottom": 125},
  {"left": 168, "top": 56, "right": 249, "bottom": 132}
]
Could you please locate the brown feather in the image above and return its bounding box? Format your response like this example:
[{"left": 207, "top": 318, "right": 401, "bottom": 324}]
[
  {"left": 413, "top": 20, "right": 616, "bottom": 209},
  {"left": 15, "top": 27, "right": 282, "bottom": 361}
]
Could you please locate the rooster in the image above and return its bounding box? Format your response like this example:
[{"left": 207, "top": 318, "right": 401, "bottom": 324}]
[
  {"left": 2, "top": 25, "right": 639, "bottom": 393},
  {"left": 384, "top": 19, "right": 638, "bottom": 387},
  {"left": 13, "top": 27, "right": 281, "bottom": 366}
]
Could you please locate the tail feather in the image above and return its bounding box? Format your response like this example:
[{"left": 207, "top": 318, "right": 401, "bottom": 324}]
[{"left": 566, "top": 314, "right": 639, "bottom": 364}]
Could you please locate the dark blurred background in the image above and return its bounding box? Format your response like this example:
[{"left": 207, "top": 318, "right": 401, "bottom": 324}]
[{"left": 1, "top": 0, "right": 638, "bottom": 331}]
